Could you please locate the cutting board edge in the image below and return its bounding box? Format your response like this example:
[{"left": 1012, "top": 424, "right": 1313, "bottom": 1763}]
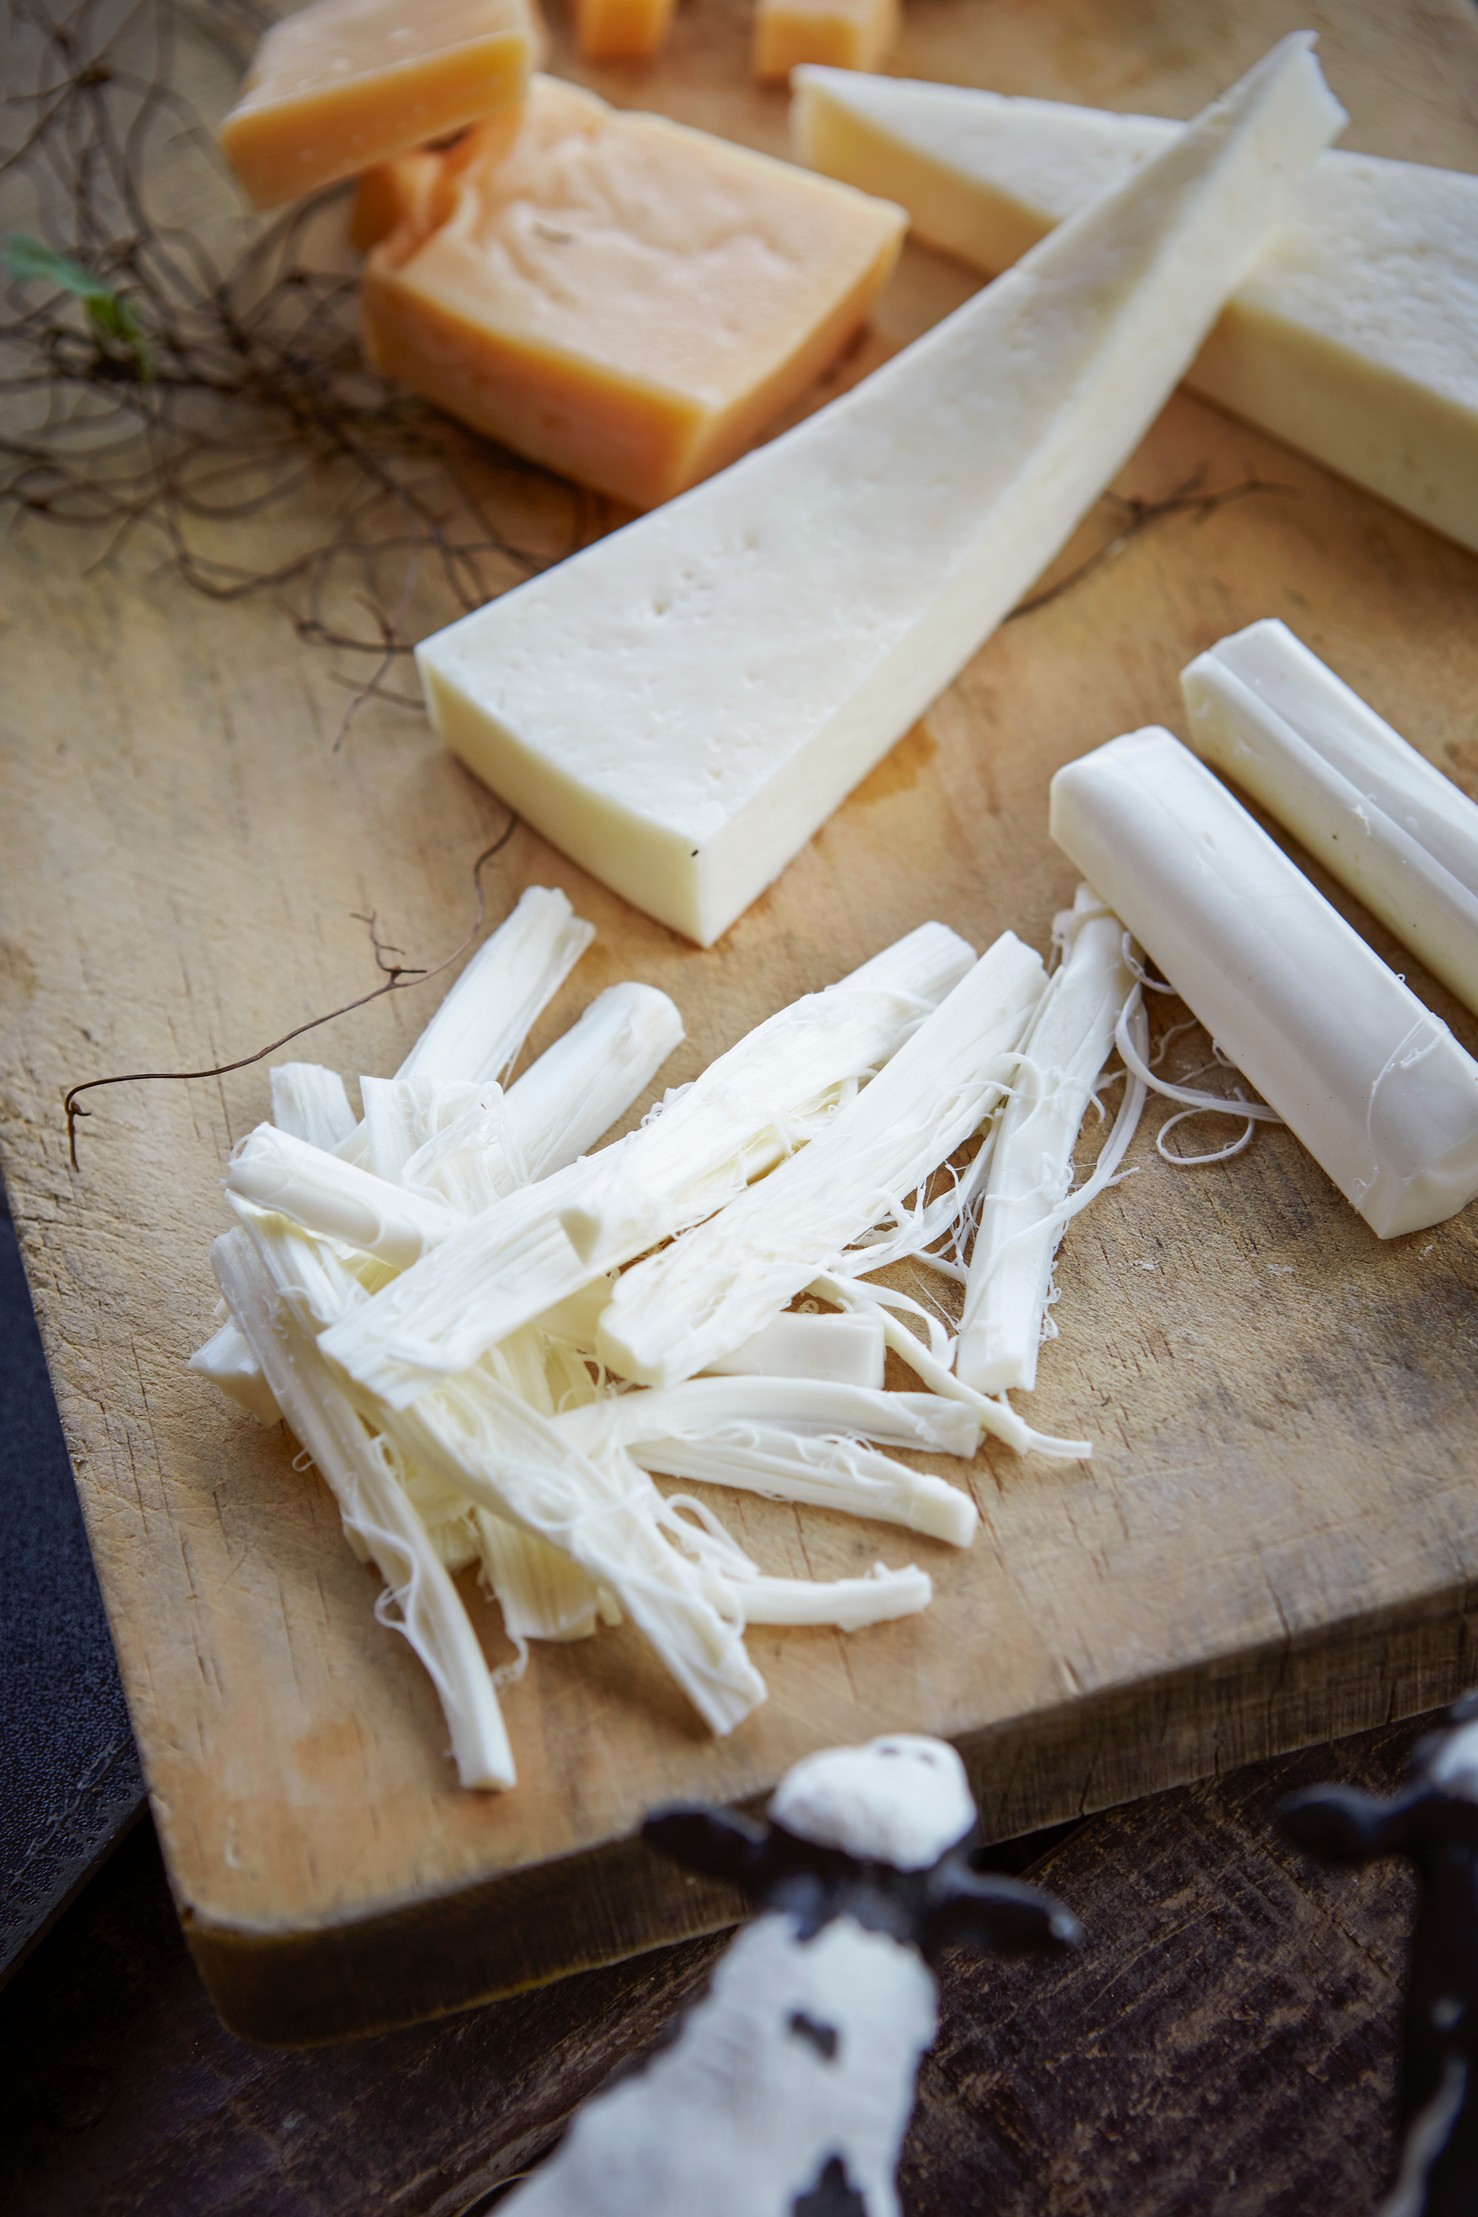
[{"left": 187, "top": 1575, "right": 1478, "bottom": 2045}]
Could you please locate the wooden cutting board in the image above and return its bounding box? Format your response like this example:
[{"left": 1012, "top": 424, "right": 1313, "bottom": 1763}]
[{"left": 2, "top": 0, "right": 1476, "bottom": 2045}]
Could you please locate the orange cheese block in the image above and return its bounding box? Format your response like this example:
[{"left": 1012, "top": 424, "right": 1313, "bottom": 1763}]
[
  {"left": 219, "top": 0, "right": 541, "bottom": 210},
  {"left": 361, "top": 76, "right": 905, "bottom": 509},
  {"left": 753, "top": 0, "right": 900, "bottom": 82},
  {"left": 576, "top": 0, "right": 676, "bottom": 62}
]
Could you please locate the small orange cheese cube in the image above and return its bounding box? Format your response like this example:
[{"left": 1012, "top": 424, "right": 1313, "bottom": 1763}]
[
  {"left": 753, "top": 0, "right": 900, "bottom": 82},
  {"left": 349, "top": 148, "right": 446, "bottom": 252},
  {"left": 576, "top": 0, "right": 676, "bottom": 62},
  {"left": 361, "top": 77, "right": 905, "bottom": 510},
  {"left": 219, "top": 0, "right": 541, "bottom": 210}
]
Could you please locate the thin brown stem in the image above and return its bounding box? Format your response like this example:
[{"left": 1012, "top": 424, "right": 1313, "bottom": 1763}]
[{"left": 63, "top": 814, "right": 519, "bottom": 1169}]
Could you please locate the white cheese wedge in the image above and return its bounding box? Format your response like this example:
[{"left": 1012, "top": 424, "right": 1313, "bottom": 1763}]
[
  {"left": 418, "top": 38, "right": 1343, "bottom": 946},
  {"left": 793, "top": 68, "right": 1478, "bottom": 552},
  {"left": 1050, "top": 729, "right": 1478, "bottom": 1239},
  {"left": 1181, "top": 619, "right": 1478, "bottom": 1020}
]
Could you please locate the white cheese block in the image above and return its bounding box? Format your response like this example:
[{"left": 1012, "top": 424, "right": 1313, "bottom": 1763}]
[
  {"left": 793, "top": 67, "right": 1478, "bottom": 552},
  {"left": 1050, "top": 729, "right": 1478, "bottom": 1239},
  {"left": 418, "top": 38, "right": 1342, "bottom": 946},
  {"left": 1182, "top": 619, "right": 1478, "bottom": 1020}
]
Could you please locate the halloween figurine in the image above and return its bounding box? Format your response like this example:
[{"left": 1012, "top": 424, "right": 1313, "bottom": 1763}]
[
  {"left": 1281, "top": 1695, "right": 1478, "bottom": 2217},
  {"left": 502, "top": 1733, "right": 1080, "bottom": 2216}
]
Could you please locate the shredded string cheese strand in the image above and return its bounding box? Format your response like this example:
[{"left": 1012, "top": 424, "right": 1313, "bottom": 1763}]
[
  {"left": 1113, "top": 993, "right": 1284, "bottom": 1122},
  {"left": 321, "top": 922, "right": 975, "bottom": 1407},
  {"left": 594, "top": 934, "right": 1046, "bottom": 1389},
  {"left": 957, "top": 887, "right": 1136, "bottom": 1396},
  {"left": 812, "top": 1273, "right": 1091, "bottom": 1462},
  {"left": 392, "top": 1377, "right": 768, "bottom": 1735},
  {"left": 213, "top": 1228, "right": 516, "bottom": 1792}
]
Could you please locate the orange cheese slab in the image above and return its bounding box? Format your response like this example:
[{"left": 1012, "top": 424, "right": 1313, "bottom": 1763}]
[
  {"left": 576, "top": 0, "right": 676, "bottom": 62},
  {"left": 219, "top": 0, "right": 540, "bottom": 210},
  {"left": 361, "top": 77, "right": 905, "bottom": 509},
  {"left": 753, "top": 0, "right": 900, "bottom": 82}
]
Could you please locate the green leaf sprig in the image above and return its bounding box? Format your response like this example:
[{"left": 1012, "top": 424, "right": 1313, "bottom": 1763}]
[{"left": 4, "top": 234, "right": 154, "bottom": 383}]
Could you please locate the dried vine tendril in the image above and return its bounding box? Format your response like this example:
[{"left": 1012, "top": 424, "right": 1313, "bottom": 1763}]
[
  {"left": 0, "top": 0, "right": 602, "bottom": 737},
  {"left": 63, "top": 813, "right": 518, "bottom": 1169}
]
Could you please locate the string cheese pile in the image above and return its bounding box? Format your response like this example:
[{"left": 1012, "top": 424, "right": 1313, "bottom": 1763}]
[{"left": 193, "top": 885, "right": 1151, "bottom": 1790}]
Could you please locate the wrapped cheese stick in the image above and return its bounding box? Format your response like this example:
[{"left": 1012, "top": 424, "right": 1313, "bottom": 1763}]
[
  {"left": 1050, "top": 729, "right": 1478, "bottom": 1238},
  {"left": 1182, "top": 620, "right": 1478, "bottom": 1018}
]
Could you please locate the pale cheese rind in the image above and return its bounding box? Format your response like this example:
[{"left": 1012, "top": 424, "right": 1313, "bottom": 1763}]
[
  {"left": 418, "top": 38, "right": 1344, "bottom": 944},
  {"left": 793, "top": 68, "right": 1478, "bottom": 551}
]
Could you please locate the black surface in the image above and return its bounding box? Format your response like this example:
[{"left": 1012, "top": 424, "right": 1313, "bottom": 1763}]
[{"left": 0, "top": 1178, "right": 143, "bottom": 1983}]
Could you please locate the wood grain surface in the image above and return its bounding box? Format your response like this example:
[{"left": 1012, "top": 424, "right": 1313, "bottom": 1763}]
[
  {"left": 0, "top": 1716, "right": 1425, "bottom": 2215},
  {"left": 1, "top": 0, "right": 1476, "bottom": 2041}
]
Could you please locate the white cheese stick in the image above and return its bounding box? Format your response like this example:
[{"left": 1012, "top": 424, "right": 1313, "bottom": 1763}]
[
  {"left": 320, "top": 921, "right": 974, "bottom": 1407},
  {"left": 417, "top": 38, "right": 1343, "bottom": 946},
  {"left": 703, "top": 1309, "right": 886, "bottom": 1387},
  {"left": 1050, "top": 729, "right": 1478, "bottom": 1238},
  {"left": 213, "top": 1228, "right": 516, "bottom": 1792},
  {"left": 594, "top": 933, "right": 1047, "bottom": 1387},
  {"left": 502, "top": 981, "right": 685, "bottom": 1181},
  {"left": 794, "top": 70, "right": 1478, "bottom": 553},
  {"left": 957, "top": 888, "right": 1134, "bottom": 1395},
  {"left": 1182, "top": 620, "right": 1478, "bottom": 1019},
  {"left": 268, "top": 1062, "right": 357, "bottom": 1150},
  {"left": 396, "top": 884, "right": 594, "bottom": 1087},
  {"left": 226, "top": 1124, "right": 458, "bottom": 1268}
]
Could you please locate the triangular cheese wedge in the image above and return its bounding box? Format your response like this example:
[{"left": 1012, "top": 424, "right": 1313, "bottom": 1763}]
[
  {"left": 418, "top": 38, "right": 1342, "bottom": 947},
  {"left": 794, "top": 67, "right": 1478, "bottom": 553}
]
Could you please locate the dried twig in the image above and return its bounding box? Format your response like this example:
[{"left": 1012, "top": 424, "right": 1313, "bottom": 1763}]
[
  {"left": 0, "top": 0, "right": 595, "bottom": 717},
  {"left": 63, "top": 812, "right": 518, "bottom": 1168}
]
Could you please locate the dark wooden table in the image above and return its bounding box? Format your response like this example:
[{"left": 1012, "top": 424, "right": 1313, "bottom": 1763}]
[{"left": 0, "top": 1717, "right": 1419, "bottom": 2215}]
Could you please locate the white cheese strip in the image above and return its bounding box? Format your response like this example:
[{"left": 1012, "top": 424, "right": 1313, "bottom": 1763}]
[
  {"left": 558, "top": 1379, "right": 979, "bottom": 1458},
  {"left": 633, "top": 1429, "right": 977, "bottom": 1548},
  {"left": 502, "top": 981, "right": 685, "bottom": 1180},
  {"left": 472, "top": 1509, "right": 615, "bottom": 1644},
  {"left": 1182, "top": 619, "right": 1478, "bottom": 1019},
  {"left": 268, "top": 1062, "right": 357, "bottom": 1150},
  {"left": 320, "top": 921, "right": 974, "bottom": 1406},
  {"left": 187, "top": 1318, "right": 282, "bottom": 1426},
  {"left": 213, "top": 1228, "right": 516, "bottom": 1792},
  {"left": 731, "top": 1565, "right": 932, "bottom": 1629},
  {"left": 396, "top": 884, "right": 594, "bottom": 1086},
  {"left": 703, "top": 1309, "right": 886, "bottom": 1387},
  {"left": 1050, "top": 729, "right": 1478, "bottom": 1238},
  {"left": 399, "top": 1088, "right": 525, "bottom": 1216},
  {"left": 956, "top": 887, "right": 1134, "bottom": 1395},
  {"left": 393, "top": 1378, "right": 768, "bottom": 1735},
  {"left": 227, "top": 1124, "right": 459, "bottom": 1267},
  {"left": 594, "top": 932, "right": 1047, "bottom": 1387},
  {"left": 417, "top": 37, "right": 1343, "bottom": 946},
  {"left": 793, "top": 69, "right": 1478, "bottom": 552}
]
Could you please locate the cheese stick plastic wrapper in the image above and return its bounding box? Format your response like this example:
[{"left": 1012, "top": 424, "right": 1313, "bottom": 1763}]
[
  {"left": 1182, "top": 620, "right": 1478, "bottom": 1020},
  {"left": 1049, "top": 728, "right": 1478, "bottom": 1239}
]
